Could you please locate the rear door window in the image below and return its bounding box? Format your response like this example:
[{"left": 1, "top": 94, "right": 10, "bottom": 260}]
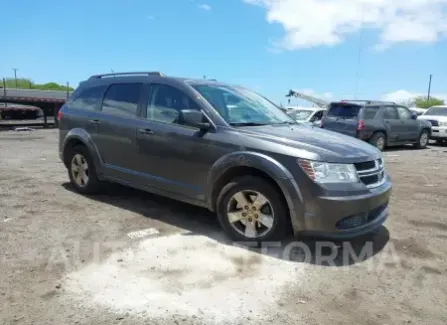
[
  {"left": 327, "top": 104, "right": 361, "bottom": 119},
  {"left": 363, "top": 107, "right": 379, "bottom": 120}
]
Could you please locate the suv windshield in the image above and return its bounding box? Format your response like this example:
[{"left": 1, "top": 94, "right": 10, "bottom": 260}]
[
  {"left": 192, "top": 84, "right": 295, "bottom": 126},
  {"left": 424, "top": 106, "right": 447, "bottom": 116},
  {"left": 289, "top": 110, "right": 313, "bottom": 121},
  {"left": 327, "top": 103, "right": 361, "bottom": 119}
]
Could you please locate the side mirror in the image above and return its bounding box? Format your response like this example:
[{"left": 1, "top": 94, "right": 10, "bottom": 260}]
[
  {"left": 178, "top": 109, "right": 211, "bottom": 131},
  {"left": 411, "top": 112, "right": 418, "bottom": 120}
]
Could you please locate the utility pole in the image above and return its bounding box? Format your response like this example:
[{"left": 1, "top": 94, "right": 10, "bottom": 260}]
[
  {"left": 427, "top": 74, "right": 432, "bottom": 101},
  {"left": 12, "top": 68, "right": 18, "bottom": 88}
]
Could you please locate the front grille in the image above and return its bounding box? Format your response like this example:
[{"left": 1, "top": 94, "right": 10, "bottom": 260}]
[
  {"left": 354, "top": 160, "right": 376, "bottom": 171},
  {"left": 355, "top": 159, "right": 385, "bottom": 188},
  {"left": 428, "top": 120, "right": 439, "bottom": 126}
]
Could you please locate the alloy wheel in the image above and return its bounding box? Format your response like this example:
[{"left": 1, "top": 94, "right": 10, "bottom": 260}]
[
  {"left": 71, "top": 154, "right": 89, "bottom": 187},
  {"left": 420, "top": 133, "right": 428, "bottom": 147},
  {"left": 376, "top": 137, "right": 385, "bottom": 151},
  {"left": 226, "top": 190, "right": 275, "bottom": 239}
]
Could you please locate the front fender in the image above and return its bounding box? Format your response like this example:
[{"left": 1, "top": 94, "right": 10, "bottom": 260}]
[
  {"left": 206, "top": 151, "right": 306, "bottom": 234},
  {"left": 62, "top": 128, "right": 103, "bottom": 174}
]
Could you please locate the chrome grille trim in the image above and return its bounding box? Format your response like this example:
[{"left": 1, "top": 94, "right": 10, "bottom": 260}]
[{"left": 355, "top": 159, "right": 386, "bottom": 188}]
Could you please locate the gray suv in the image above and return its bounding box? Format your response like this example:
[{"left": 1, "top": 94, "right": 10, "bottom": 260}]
[
  {"left": 322, "top": 100, "right": 432, "bottom": 151},
  {"left": 59, "top": 72, "right": 392, "bottom": 242}
]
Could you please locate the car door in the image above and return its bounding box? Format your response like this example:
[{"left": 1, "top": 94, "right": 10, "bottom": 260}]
[
  {"left": 94, "top": 82, "right": 145, "bottom": 182},
  {"left": 382, "top": 105, "right": 402, "bottom": 143},
  {"left": 133, "top": 83, "right": 223, "bottom": 201},
  {"left": 397, "top": 105, "right": 419, "bottom": 141}
]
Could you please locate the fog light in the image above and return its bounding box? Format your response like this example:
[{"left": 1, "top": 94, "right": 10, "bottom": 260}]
[{"left": 336, "top": 213, "right": 367, "bottom": 229}]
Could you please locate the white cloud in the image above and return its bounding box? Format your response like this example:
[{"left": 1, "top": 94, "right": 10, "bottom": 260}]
[
  {"left": 382, "top": 90, "right": 447, "bottom": 103},
  {"left": 244, "top": 0, "right": 447, "bottom": 50},
  {"left": 198, "top": 3, "right": 212, "bottom": 11}
]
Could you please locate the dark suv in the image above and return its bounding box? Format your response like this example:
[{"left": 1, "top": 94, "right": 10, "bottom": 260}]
[
  {"left": 58, "top": 72, "right": 392, "bottom": 242},
  {"left": 321, "top": 100, "right": 432, "bottom": 151}
]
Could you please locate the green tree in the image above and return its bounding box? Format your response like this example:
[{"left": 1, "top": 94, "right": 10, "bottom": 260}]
[
  {"left": 412, "top": 96, "right": 445, "bottom": 109},
  {"left": 2, "top": 77, "right": 74, "bottom": 91}
]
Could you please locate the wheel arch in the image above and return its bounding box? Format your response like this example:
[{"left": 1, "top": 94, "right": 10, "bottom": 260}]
[
  {"left": 206, "top": 152, "right": 305, "bottom": 234},
  {"left": 62, "top": 128, "right": 102, "bottom": 171}
]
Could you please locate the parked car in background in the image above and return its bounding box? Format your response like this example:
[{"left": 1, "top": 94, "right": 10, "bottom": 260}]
[
  {"left": 321, "top": 100, "right": 432, "bottom": 151},
  {"left": 59, "top": 72, "right": 392, "bottom": 242},
  {"left": 410, "top": 107, "right": 426, "bottom": 116},
  {"left": 417, "top": 105, "right": 447, "bottom": 143},
  {"left": 286, "top": 107, "right": 326, "bottom": 127}
]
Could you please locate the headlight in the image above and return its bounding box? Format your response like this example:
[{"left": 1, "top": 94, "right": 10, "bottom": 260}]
[
  {"left": 439, "top": 121, "right": 447, "bottom": 127},
  {"left": 298, "top": 159, "right": 359, "bottom": 184}
]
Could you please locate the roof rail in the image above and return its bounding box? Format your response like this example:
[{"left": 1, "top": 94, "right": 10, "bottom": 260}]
[
  {"left": 340, "top": 99, "right": 395, "bottom": 105},
  {"left": 88, "top": 71, "right": 165, "bottom": 80}
]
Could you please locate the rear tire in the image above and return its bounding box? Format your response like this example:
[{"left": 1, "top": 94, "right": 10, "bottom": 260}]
[
  {"left": 369, "top": 132, "right": 386, "bottom": 151},
  {"left": 414, "top": 130, "right": 429, "bottom": 149},
  {"left": 216, "top": 176, "right": 290, "bottom": 243},
  {"left": 66, "top": 145, "right": 102, "bottom": 194}
]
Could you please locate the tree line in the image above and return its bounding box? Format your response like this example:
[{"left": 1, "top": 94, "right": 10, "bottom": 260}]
[
  {"left": 2, "top": 78, "right": 74, "bottom": 91},
  {"left": 400, "top": 96, "right": 445, "bottom": 109}
]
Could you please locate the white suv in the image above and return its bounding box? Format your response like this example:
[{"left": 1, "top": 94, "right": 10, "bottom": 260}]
[{"left": 418, "top": 106, "right": 447, "bottom": 143}]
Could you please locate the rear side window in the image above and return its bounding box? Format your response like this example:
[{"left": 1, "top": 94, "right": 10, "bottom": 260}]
[
  {"left": 363, "top": 107, "right": 379, "bottom": 120},
  {"left": 327, "top": 104, "right": 361, "bottom": 119},
  {"left": 70, "top": 86, "right": 105, "bottom": 111},
  {"left": 101, "top": 83, "right": 142, "bottom": 117}
]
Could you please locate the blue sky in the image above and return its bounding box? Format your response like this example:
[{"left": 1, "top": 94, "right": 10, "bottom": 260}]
[{"left": 2, "top": 0, "right": 446, "bottom": 105}]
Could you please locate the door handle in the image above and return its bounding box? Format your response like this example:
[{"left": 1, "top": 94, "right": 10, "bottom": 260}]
[
  {"left": 89, "top": 119, "right": 100, "bottom": 124},
  {"left": 138, "top": 128, "right": 154, "bottom": 135}
]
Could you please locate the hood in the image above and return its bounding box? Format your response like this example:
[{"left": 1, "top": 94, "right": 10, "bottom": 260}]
[
  {"left": 236, "top": 124, "right": 382, "bottom": 163},
  {"left": 418, "top": 115, "right": 447, "bottom": 123}
]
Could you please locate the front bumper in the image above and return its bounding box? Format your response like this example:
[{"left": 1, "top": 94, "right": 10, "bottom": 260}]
[
  {"left": 430, "top": 126, "right": 447, "bottom": 139},
  {"left": 298, "top": 178, "right": 392, "bottom": 239}
]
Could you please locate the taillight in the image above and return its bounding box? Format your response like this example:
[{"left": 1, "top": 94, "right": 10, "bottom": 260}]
[
  {"left": 57, "top": 110, "right": 63, "bottom": 121},
  {"left": 357, "top": 119, "right": 365, "bottom": 130}
]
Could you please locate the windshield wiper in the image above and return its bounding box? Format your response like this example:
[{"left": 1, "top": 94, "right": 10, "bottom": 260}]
[
  {"left": 229, "top": 122, "right": 270, "bottom": 126},
  {"left": 271, "top": 121, "right": 298, "bottom": 125}
]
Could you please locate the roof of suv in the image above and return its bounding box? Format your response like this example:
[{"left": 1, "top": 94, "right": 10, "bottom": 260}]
[
  {"left": 82, "top": 71, "right": 229, "bottom": 88},
  {"left": 330, "top": 100, "right": 396, "bottom": 106}
]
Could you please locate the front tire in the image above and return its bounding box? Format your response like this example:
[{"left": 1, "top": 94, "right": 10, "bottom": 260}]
[
  {"left": 216, "top": 176, "right": 290, "bottom": 243},
  {"left": 369, "top": 132, "right": 386, "bottom": 151},
  {"left": 66, "top": 145, "right": 102, "bottom": 194},
  {"left": 414, "top": 130, "right": 429, "bottom": 149}
]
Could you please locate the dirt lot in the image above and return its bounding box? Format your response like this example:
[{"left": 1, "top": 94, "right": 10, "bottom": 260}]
[{"left": 1, "top": 129, "right": 446, "bottom": 325}]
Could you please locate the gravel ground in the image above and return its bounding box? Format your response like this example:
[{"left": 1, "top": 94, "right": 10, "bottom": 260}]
[{"left": 1, "top": 129, "right": 446, "bottom": 325}]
